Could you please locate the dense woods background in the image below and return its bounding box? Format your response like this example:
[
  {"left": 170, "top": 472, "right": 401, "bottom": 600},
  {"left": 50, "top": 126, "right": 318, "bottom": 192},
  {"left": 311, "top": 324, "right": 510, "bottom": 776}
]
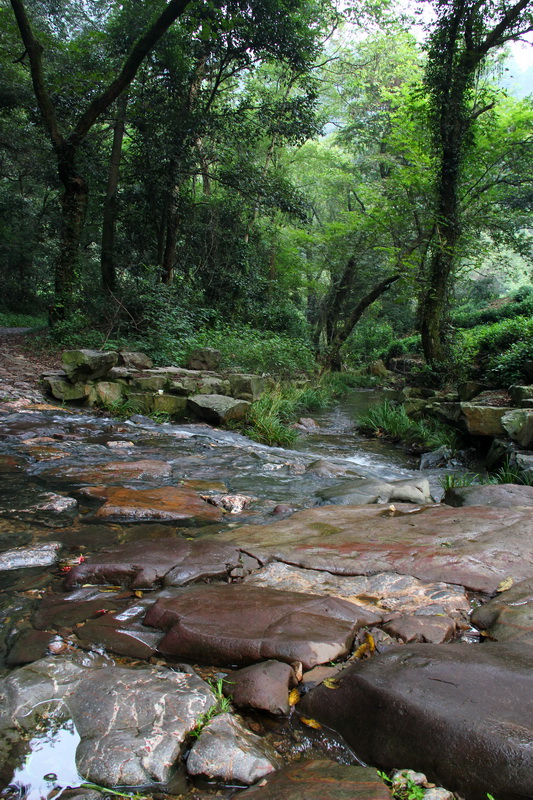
[{"left": 1, "top": 0, "right": 533, "bottom": 385}]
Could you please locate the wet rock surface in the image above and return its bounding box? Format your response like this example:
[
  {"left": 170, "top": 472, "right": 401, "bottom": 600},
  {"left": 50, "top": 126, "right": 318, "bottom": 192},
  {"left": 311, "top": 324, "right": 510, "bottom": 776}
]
[
  {"left": 221, "top": 503, "right": 533, "bottom": 592},
  {"left": 0, "top": 378, "right": 532, "bottom": 800},
  {"left": 235, "top": 760, "right": 393, "bottom": 800},
  {"left": 144, "top": 584, "right": 381, "bottom": 669},
  {"left": 0, "top": 656, "right": 216, "bottom": 786},
  {"left": 471, "top": 577, "right": 533, "bottom": 644},
  {"left": 66, "top": 538, "right": 250, "bottom": 588},
  {"left": 187, "top": 712, "right": 282, "bottom": 784},
  {"left": 298, "top": 642, "right": 533, "bottom": 800}
]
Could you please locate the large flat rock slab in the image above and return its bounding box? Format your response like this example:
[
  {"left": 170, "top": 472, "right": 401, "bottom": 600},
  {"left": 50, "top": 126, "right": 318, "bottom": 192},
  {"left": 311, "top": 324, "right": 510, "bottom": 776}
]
[
  {"left": 79, "top": 485, "right": 223, "bottom": 524},
  {"left": 219, "top": 504, "right": 533, "bottom": 592},
  {"left": 298, "top": 642, "right": 533, "bottom": 800},
  {"left": 65, "top": 538, "right": 248, "bottom": 589},
  {"left": 236, "top": 760, "right": 392, "bottom": 800},
  {"left": 144, "top": 584, "right": 381, "bottom": 669}
]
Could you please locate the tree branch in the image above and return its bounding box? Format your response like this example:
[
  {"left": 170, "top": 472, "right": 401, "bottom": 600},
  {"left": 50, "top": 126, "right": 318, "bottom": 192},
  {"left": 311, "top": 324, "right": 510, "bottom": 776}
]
[
  {"left": 71, "top": 0, "right": 192, "bottom": 144},
  {"left": 10, "top": 0, "right": 64, "bottom": 148}
]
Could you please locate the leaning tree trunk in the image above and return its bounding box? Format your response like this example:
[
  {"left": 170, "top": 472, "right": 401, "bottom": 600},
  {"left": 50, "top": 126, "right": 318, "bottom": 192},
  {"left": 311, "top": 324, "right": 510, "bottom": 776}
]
[{"left": 321, "top": 274, "right": 401, "bottom": 372}]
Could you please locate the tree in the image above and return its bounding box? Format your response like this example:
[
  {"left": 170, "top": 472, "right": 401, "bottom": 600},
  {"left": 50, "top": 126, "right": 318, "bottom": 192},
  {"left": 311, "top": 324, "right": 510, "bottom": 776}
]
[
  {"left": 420, "top": 0, "right": 533, "bottom": 364},
  {"left": 9, "top": 0, "right": 193, "bottom": 318}
]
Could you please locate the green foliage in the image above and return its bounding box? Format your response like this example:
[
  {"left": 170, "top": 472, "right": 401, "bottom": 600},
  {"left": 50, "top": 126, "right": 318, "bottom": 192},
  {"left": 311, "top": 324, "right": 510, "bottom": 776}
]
[
  {"left": 378, "top": 771, "right": 426, "bottom": 800},
  {"left": 189, "top": 678, "right": 233, "bottom": 739},
  {"left": 456, "top": 316, "right": 533, "bottom": 386},
  {"left": 439, "top": 472, "right": 480, "bottom": 491},
  {"left": 0, "top": 312, "right": 47, "bottom": 328},
  {"left": 488, "top": 459, "right": 533, "bottom": 487},
  {"left": 242, "top": 383, "right": 331, "bottom": 446},
  {"left": 188, "top": 325, "right": 317, "bottom": 377},
  {"left": 451, "top": 289, "right": 533, "bottom": 330},
  {"left": 358, "top": 401, "right": 457, "bottom": 451},
  {"left": 319, "top": 371, "right": 380, "bottom": 395}
]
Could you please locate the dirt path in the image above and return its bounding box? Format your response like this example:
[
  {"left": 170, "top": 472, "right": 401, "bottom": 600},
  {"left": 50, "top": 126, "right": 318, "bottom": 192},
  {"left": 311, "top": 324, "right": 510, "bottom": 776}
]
[{"left": 0, "top": 328, "right": 61, "bottom": 403}]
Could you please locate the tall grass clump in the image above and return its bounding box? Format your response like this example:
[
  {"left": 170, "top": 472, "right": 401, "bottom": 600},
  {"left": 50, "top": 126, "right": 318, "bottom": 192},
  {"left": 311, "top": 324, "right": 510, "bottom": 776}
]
[
  {"left": 242, "top": 384, "right": 331, "bottom": 447},
  {"left": 358, "top": 401, "right": 457, "bottom": 451}
]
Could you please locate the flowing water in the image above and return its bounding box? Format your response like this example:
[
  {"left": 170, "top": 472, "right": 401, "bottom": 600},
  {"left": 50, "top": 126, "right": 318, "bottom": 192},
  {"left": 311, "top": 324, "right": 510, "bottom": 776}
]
[{"left": 0, "top": 390, "right": 469, "bottom": 799}]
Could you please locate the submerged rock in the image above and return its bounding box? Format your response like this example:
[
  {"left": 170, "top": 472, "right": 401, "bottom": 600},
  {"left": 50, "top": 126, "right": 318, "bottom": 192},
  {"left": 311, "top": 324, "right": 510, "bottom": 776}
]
[
  {"left": 144, "top": 584, "right": 381, "bottom": 669},
  {"left": 235, "top": 760, "right": 392, "bottom": 800},
  {"left": 298, "top": 642, "right": 533, "bottom": 800}
]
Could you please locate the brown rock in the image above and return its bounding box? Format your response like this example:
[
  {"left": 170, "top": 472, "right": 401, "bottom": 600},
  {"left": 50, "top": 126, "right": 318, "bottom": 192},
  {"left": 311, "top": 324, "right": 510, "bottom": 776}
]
[
  {"left": 471, "top": 576, "right": 533, "bottom": 645},
  {"left": 81, "top": 485, "right": 223, "bottom": 524},
  {"left": 65, "top": 538, "right": 246, "bottom": 589},
  {"left": 144, "top": 584, "right": 381, "bottom": 669},
  {"left": 298, "top": 642, "right": 533, "bottom": 800},
  {"left": 224, "top": 660, "right": 297, "bottom": 715},
  {"left": 383, "top": 615, "right": 456, "bottom": 643},
  {"left": 219, "top": 504, "right": 533, "bottom": 593}
]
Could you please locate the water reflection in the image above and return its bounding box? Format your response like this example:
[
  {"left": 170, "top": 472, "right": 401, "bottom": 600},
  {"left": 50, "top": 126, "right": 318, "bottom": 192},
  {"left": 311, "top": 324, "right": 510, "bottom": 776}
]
[{"left": 2, "top": 719, "right": 83, "bottom": 800}]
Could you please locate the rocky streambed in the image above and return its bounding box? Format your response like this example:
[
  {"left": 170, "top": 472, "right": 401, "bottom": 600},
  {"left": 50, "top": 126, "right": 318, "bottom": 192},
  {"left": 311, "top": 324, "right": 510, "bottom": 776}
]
[{"left": 0, "top": 390, "right": 532, "bottom": 800}]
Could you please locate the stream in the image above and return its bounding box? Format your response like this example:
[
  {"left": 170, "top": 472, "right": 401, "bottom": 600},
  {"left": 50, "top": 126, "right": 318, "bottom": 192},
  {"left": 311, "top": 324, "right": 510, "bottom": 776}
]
[{"left": 0, "top": 391, "right": 479, "bottom": 799}]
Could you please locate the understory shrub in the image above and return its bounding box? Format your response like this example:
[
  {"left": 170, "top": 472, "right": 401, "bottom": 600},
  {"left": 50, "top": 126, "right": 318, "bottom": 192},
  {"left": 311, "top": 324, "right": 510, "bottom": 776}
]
[{"left": 456, "top": 316, "right": 533, "bottom": 386}]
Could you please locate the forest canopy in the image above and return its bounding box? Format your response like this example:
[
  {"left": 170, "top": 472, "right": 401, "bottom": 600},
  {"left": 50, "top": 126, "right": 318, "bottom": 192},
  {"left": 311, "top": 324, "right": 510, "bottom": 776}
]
[{"left": 1, "top": 0, "right": 533, "bottom": 379}]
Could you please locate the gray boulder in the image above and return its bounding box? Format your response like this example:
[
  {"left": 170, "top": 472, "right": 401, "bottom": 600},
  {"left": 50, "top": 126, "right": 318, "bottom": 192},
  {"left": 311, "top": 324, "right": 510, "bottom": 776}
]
[
  {"left": 317, "top": 477, "right": 432, "bottom": 506},
  {"left": 443, "top": 483, "right": 533, "bottom": 509},
  {"left": 186, "top": 347, "right": 221, "bottom": 371},
  {"left": 188, "top": 394, "right": 250, "bottom": 424},
  {"left": 187, "top": 713, "right": 282, "bottom": 784},
  {"left": 62, "top": 350, "right": 118, "bottom": 381},
  {"left": 502, "top": 409, "right": 533, "bottom": 447}
]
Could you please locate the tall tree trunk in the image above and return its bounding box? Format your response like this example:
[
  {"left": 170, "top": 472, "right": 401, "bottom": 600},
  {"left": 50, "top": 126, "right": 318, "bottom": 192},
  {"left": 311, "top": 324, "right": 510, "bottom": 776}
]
[
  {"left": 101, "top": 92, "right": 128, "bottom": 293},
  {"left": 53, "top": 142, "right": 88, "bottom": 319}
]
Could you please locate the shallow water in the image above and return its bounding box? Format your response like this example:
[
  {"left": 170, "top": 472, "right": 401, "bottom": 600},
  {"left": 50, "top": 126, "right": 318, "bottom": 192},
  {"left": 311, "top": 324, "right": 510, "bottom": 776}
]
[{"left": 0, "top": 391, "right": 470, "bottom": 798}]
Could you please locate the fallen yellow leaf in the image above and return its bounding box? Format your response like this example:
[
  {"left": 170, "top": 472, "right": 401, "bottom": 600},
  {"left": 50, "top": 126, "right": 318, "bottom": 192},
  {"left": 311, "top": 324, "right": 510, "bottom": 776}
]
[
  {"left": 288, "top": 688, "right": 300, "bottom": 706},
  {"left": 497, "top": 576, "right": 514, "bottom": 593},
  {"left": 299, "top": 716, "right": 322, "bottom": 730},
  {"left": 323, "top": 677, "right": 341, "bottom": 689}
]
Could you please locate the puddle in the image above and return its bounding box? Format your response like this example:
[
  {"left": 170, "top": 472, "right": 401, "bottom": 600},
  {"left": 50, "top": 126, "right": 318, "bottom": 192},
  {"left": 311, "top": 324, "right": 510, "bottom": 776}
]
[{"left": 1, "top": 719, "right": 84, "bottom": 800}]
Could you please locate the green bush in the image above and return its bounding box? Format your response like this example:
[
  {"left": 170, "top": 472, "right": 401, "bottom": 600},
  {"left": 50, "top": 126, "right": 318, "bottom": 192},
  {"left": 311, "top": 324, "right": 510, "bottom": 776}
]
[
  {"left": 187, "top": 325, "right": 317, "bottom": 377},
  {"left": 455, "top": 315, "right": 533, "bottom": 386}
]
